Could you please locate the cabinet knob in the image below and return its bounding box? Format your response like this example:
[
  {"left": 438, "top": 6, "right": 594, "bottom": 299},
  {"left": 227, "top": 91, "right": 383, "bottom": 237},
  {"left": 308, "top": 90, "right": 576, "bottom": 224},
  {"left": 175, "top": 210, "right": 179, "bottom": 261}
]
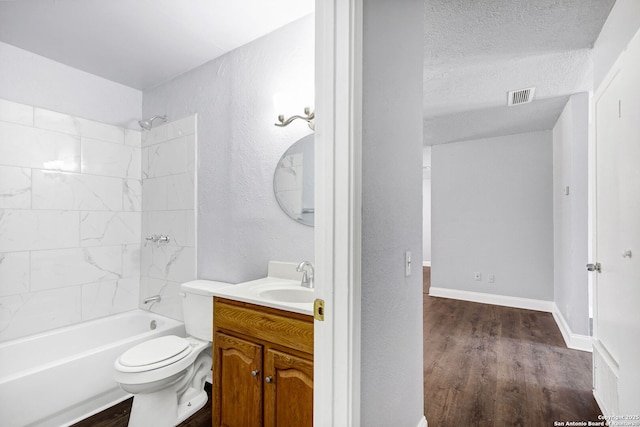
[
  {"left": 251, "top": 370, "right": 260, "bottom": 377},
  {"left": 265, "top": 376, "right": 273, "bottom": 383}
]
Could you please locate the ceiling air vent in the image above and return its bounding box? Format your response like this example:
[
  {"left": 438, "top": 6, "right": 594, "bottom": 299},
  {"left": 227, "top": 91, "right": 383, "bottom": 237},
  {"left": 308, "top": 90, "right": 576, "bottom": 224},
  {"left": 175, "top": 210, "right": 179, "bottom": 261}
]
[{"left": 507, "top": 87, "right": 535, "bottom": 106}]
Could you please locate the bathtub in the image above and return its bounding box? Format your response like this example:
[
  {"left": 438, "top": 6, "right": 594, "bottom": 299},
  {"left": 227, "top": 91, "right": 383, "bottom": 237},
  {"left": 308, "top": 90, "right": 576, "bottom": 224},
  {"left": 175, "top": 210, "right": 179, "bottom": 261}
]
[{"left": 0, "top": 310, "right": 186, "bottom": 427}]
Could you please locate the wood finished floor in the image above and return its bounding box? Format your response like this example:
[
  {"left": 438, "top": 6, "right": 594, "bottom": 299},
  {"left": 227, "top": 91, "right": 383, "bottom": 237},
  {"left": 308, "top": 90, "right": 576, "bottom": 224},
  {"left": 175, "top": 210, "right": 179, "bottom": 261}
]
[
  {"left": 73, "top": 268, "right": 600, "bottom": 426},
  {"left": 423, "top": 267, "right": 602, "bottom": 426},
  {"left": 71, "top": 382, "right": 211, "bottom": 427}
]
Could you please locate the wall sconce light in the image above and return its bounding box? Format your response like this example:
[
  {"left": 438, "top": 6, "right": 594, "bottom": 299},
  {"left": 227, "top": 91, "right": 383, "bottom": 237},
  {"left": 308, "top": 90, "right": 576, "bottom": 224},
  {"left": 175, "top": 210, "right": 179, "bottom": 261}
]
[{"left": 274, "top": 107, "right": 315, "bottom": 130}]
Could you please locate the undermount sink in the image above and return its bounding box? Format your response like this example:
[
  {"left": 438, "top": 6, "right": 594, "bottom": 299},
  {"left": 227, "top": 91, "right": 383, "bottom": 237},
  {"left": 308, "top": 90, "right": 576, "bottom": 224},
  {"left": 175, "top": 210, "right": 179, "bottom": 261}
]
[{"left": 259, "top": 287, "right": 315, "bottom": 303}]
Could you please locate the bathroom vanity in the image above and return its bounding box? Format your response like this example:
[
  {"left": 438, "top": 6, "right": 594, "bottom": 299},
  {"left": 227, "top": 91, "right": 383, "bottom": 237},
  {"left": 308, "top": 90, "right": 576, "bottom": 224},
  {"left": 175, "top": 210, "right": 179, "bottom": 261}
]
[
  {"left": 209, "top": 264, "right": 315, "bottom": 427},
  {"left": 213, "top": 298, "right": 314, "bottom": 426}
]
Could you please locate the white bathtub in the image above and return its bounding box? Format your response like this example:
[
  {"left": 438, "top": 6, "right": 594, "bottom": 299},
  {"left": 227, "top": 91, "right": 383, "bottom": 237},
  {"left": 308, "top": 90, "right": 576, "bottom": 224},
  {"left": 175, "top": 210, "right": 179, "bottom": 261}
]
[{"left": 0, "top": 310, "right": 186, "bottom": 427}]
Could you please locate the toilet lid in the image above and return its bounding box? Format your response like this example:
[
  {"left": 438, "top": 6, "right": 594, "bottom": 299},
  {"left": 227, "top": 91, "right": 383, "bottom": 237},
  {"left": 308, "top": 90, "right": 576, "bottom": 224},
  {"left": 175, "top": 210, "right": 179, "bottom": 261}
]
[{"left": 119, "top": 335, "right": 191, "bottom": 368}]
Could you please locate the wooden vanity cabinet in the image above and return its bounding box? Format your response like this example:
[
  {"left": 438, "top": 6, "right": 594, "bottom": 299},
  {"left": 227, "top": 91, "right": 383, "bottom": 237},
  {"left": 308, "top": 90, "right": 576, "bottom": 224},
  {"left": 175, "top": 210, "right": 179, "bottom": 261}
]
[
  {"left": 214, "top": 332, "right": 263, "bottom": 426},
  {"left": 212, "top": 297, "right": 314, "bottom": 427}
]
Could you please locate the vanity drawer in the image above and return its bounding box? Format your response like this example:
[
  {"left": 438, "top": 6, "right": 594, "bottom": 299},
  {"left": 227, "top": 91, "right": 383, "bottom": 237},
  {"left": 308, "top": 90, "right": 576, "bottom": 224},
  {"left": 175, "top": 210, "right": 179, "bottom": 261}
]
[{"left": 214, "top": 298, "right": 313, "bottom": 354}]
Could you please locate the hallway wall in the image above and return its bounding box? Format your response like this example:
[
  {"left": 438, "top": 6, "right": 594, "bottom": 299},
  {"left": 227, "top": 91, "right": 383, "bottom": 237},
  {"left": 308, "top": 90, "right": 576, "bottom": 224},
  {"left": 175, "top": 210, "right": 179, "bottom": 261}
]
[
  {"left": 361, "top": 0, "right": 425, "bottom": 425},
  {"left": 552, "top": 92, "right": 590, "bottom": 337},
  {"left": 432, "top": 130, "right": 554, "bottom": 302}
]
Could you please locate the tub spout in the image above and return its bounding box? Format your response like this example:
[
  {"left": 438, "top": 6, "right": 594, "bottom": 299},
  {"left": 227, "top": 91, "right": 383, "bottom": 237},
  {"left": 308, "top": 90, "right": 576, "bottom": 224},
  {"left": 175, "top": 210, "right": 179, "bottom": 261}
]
[{"left": 143, "top": 295, "right": 161, "bottom": 305}]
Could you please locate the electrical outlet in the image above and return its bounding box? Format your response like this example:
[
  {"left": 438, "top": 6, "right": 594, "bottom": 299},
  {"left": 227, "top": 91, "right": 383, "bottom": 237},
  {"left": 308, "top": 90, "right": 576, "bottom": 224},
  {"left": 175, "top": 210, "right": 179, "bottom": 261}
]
[
  {"left": 474, "top": 272, "right": 481, "bottom": 281},
  {"left": 488, "top": 273, "right": 495, "bottom": 283}
]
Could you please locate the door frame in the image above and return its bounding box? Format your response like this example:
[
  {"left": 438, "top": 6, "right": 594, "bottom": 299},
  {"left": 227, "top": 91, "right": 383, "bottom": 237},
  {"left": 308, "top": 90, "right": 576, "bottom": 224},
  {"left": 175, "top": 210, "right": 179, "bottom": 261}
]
[{"left": 313, "top": 0, "right": 363, "bottom": 425}]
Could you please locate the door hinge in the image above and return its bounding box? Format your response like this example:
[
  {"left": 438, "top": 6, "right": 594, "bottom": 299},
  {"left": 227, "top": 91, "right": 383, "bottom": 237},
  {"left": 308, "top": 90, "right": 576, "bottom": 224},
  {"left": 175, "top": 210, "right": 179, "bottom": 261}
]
[
  {"left": 314, "top": 299, "right": 325, "bottom": 321},
  {"left": 586, "top": 262, "right": 602, "bottom": 273}
]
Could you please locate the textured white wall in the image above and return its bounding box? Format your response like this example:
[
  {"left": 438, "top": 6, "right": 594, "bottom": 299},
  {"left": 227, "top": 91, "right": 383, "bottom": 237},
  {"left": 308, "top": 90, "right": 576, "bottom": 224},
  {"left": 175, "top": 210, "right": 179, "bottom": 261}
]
[
  {"left": 593, "top": 0, "right": 640, "bottom": 89},
  {"left": 142, "top": 16, "right": 314, "bottom": 283},
  {"left": 361, "top": 0, "right": 425, "bottom": 425},
  {"left": 432, "top": 131, "right": 554, "bottom": 301},
  {"left": 0, "top": 42, "right": 141, "bottom": 129},
  {"left": 552, "top": 93, "right": 590, "bottom": 336}
]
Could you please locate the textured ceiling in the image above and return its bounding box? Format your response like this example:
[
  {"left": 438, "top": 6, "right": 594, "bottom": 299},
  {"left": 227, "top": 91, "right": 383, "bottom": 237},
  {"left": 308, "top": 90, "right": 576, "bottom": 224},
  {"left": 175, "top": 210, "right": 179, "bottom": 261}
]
[
  {"left": 424, "top": 0, "right": 615, "bottom": 66},
  {"left": 0, "top": 0, "right": 313, "bottom": 90},
  {"left": 424, "top": 0, "right": 616, "bottom": 145}
]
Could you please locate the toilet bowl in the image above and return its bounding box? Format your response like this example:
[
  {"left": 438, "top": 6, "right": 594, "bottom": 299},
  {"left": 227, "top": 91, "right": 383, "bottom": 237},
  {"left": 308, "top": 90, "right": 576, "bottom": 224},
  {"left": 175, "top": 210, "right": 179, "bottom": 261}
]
[{"left": 113, "top": 280, "right": 233, "bottom": 427}]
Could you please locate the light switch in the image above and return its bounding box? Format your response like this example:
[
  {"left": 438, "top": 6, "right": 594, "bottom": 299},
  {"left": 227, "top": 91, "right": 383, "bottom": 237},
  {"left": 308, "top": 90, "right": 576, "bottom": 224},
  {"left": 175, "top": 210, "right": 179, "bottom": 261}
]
[{"left": 405, "top": 251, "right": 411, "bottom": 277}]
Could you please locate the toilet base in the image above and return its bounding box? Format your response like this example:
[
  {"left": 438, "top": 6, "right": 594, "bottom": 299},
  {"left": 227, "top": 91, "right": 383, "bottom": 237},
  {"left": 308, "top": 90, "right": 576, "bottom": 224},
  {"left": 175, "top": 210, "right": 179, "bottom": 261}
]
[
  {"left": 128, "top": 387, "right": 179, "bottom": 427},
  {"left": 124, "top": 350, "right": 212, "bottom": 427},
  {"left": 175, "top": 388, "right": 208, "bottom": 425},
  {"left": 127, "top": 383, "right": 209, "bottom": 427}
]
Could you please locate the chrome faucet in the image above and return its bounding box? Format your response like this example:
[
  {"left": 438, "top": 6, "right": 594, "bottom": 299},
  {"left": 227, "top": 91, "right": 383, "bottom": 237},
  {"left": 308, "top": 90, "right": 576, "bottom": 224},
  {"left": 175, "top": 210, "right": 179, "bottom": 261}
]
[
  {"left": 296, "top": 261, "right": 315, "bottom": 289},
  {"left": 143, "top": 295, "right": 161, "bottom": 305}
]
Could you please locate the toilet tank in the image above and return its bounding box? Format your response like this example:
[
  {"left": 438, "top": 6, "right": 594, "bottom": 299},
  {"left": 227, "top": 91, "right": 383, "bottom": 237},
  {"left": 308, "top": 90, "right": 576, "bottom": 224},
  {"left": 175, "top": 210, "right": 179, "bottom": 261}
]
[{"left": 181, "top": 280, "right": 233, "bottom": 341}]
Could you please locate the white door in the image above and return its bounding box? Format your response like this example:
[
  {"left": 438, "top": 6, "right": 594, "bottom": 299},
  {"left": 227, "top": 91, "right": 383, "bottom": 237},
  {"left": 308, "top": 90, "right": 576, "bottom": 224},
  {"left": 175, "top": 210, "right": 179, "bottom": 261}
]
[{"left": 592, "top": 29, "right": 640, "bottom": 415}]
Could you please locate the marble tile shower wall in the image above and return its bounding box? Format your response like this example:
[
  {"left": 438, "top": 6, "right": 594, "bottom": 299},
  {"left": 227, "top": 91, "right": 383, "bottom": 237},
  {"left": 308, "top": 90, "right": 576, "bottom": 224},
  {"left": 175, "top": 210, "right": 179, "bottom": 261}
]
[
  {"left": 0, "top": 98, "right": 142, "bottom": 342},
  {"left": 140, "top": 115, "right": 196, "bottom": 321}
]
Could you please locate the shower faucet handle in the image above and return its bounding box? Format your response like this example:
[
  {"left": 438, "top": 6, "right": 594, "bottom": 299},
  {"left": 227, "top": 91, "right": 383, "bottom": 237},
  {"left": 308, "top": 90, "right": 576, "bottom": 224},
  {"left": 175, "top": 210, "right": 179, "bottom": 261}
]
[
  {"left": 156, "top": 235, "right": 170, "bottom": 245},
  {"left": 144, "top": 234, "right": 171, "bottom": 247}
]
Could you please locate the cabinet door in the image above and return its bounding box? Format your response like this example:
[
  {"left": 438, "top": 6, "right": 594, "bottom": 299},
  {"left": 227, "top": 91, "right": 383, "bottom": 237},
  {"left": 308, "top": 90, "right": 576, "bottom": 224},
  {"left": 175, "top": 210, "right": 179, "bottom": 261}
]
[
  {"left": 213, "top": 332, "right": 263, "bottom": 427},
  {"left": 264, "top": 349, "right": 313, "bottom": 427}
]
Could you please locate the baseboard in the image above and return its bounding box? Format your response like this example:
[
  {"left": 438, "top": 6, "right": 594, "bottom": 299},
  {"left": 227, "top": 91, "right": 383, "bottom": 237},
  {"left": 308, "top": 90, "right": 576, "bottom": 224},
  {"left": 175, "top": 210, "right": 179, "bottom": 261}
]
[
  {"left": 428, "top": 287, "right": 554, "bottom": 312},
  {"left": 422, "top": 261, "right": 431, "bottom": 267},
  {"left": 416, "top": 415, "right": 428, "bottom": 427},
  {"left": 552, "top": 303, "right": 593, "bottom": 352}
]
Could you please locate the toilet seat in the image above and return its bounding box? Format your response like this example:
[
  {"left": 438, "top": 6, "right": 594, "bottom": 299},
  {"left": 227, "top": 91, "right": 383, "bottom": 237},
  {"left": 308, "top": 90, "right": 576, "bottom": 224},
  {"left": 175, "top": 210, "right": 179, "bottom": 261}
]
[{"left": 117, "top": 335, "right": 192, "bottom": 373}]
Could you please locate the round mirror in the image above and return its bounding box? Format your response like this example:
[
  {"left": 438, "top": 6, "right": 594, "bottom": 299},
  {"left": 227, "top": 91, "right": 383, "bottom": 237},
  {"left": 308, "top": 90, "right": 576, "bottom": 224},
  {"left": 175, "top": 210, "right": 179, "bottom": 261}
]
[{"left": 273, "top": 134, "right": 314, "bottom": 226}]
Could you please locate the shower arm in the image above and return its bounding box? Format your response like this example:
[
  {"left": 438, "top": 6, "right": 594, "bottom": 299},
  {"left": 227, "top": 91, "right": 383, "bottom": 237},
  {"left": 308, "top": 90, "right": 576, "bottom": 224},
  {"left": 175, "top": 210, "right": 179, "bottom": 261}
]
[{"left": 139, "top": 115, "right": 167, "bottom": 130}]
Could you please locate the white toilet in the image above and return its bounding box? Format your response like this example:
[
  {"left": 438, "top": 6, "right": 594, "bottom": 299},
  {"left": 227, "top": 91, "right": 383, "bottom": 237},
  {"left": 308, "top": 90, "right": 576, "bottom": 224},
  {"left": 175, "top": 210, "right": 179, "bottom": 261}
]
[{"left": 114, "top": 280, "right": 232, "bottom": 427}]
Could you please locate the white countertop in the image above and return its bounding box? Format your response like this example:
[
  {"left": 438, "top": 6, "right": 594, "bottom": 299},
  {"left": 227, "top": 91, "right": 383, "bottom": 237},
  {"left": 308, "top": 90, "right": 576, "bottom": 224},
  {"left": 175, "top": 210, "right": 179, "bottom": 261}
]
[{"left": 210, "top": 276, "right": 314, "bottom": 316}]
